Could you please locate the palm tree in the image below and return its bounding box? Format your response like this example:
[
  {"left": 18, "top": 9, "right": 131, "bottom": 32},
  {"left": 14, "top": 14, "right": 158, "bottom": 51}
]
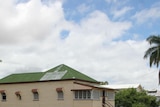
[
  {"left": 144, "top": 35, "right": 160, "bottom": 67},
  {"left": 144, "top": 35, "right": 160, "bottom": 84}
]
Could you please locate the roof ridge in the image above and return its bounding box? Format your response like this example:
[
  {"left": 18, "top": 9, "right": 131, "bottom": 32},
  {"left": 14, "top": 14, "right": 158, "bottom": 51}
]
[{"left": 54, "top": 64, "right": 63, "bottom": 72}]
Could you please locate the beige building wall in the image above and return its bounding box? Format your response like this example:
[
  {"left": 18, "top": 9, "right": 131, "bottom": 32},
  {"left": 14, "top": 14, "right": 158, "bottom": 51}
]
[{"left": 0, "top": 80, "right": 115, "bottom": 107}]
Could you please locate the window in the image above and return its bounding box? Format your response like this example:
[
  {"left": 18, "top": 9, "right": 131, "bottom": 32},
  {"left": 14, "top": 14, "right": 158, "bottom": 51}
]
[
  {"left": 57, "top": 91, "right": 64, "bottom": 99},
  {"left": 17, "top": 94, "right": 21, "bottom": 100},
  {"left": 56, "top": 88, "right": 64, "bottom": 100},
  {"left": 107, "top": 91, "right": 115, "bottom": 100},
  {"left": 15, "top": 91, "right": 21, "bottom": 100},
  {"left": 74, "top": 90, "right": 91, "bottom": 100},
  {"left": 75, "top": 91, "right": 78, "bottom": 99},
  {"left": 79, "top": 90, "right": 82, "bottom": 99},
  {"left": 33, "top": 92, "right": 39, "bottom": 100},
  {"left": 0, "top": 90, "right": 6, "bottom": 101},
  {"left": 32, "top": 89, "right": 39, "bottom": 101},
  {"left": 1, "top": 92, "right": 6, "bottom": 101},
  {"left": 83, "top": 91, "right": 86, "bottom": 99},
  {"left": 92, "top": 90, "right": 100, "bottom": 100}
]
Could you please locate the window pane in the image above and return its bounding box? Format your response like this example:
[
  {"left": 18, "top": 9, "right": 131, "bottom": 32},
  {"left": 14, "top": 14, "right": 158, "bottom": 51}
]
[
  {"left": 83, "top": 91, "right": 86, "bottom": 99},
  {"left": 58, "top": 91, "right": 63, "bottom": 99},
  {"left": 33, "top": 92, "right": 39, "bottom": 100},
  {"left": 17, "top": 94, "right": 21, "bottom": 100},
  {"left": 75, "top": 91, "right": 78, "bottom": 99},
  {"left": 107, "top": 91, "right": 115, "bottom": 100},
  {"left": 87, "top": 90, "right": 91, "bottom": 99},
  {"left": 79, "top": 91, "right": 82, "bottom": 99},
  {"left": 105, "top": 90, "right": 107, "bottom": 97},
  {"left": 93, "top": 90, "right": 100, "bottom": 100},
  {"left": 1, "top": 93, "right": 6, "bottom": 101}
]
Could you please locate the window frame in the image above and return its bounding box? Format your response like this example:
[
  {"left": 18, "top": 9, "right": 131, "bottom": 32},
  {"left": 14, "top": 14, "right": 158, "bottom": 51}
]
[
  {"left": 56, "top": 88, "right": 64, "bottom": 100},
  {"left": 106, "top": 91, "right": 115, "bottom": 100},
  {"left": 33, "top": 92, "right": 39, "bottom": 101},
  {"left": 57, "top": 91, "right": 64, "bottom": 100},
  {"left": 74, "top": 90, "right": 91, "bottom": 100},
  {"left": 1, "top": 92, "right": 6, "bottom": 101},
  {"left": 15, "top": 91, "right": 21, "bottom": 100},
  {"left": 92, "top": 89, "right": 100, "bottom": 100},
  {"left": 17, "top": 94, "right": 22, "bottom": 100}
]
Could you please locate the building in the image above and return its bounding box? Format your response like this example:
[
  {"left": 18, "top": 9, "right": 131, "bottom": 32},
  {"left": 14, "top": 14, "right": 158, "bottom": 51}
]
[
  {"left": 147, "top": 90, "right": 160, "bottom": 101},
  {"left": 0, "top": 64, "right": 115, "bottom": 107},
  {"left": 102, "top": 84, "right": 143, "bottom": 92}
]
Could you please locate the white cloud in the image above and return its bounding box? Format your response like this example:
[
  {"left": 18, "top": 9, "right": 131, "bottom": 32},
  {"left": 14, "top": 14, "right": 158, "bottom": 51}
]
[
  {"left": 0, "top": 0, "right": 64, "bottom": 44},
  {"left": 112, "top": 6, "right": 133, "bottom": 18},
  {"left": 66, "top": 11, "right": 131, "bottom": 45},
  {"left": 77, "top": 3, "right": 91, "bottom": 14},
  {"left": 133, "top": 3, "right": 160, "bottom": 24}
]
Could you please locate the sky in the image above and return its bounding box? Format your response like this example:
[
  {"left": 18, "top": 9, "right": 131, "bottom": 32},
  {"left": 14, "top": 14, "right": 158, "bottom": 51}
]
[{"left": 0, "top": 0, "right": 160, "bottom": 90}]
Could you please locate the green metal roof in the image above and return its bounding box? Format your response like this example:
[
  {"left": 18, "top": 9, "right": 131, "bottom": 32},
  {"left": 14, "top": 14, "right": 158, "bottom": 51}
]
[{"left": 0, "top": 64, "right": 97, "bottom": 83}]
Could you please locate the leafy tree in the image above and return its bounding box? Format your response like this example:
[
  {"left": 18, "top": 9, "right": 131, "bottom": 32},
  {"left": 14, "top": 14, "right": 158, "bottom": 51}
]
[
  {"left": 144, "top": 35, "right": 160, "bottom": 84},
  {"left": 115, "top": 88, "right": 159, "bottom": 107},
  {"left": 132, "top": 103, "right": 146, "bottom": 107},
  {"left": 144, "top": 35, "right": 160, "bottom": 67}
]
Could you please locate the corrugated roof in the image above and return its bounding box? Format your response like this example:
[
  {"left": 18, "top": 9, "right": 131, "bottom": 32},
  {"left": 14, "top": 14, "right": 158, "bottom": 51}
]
[
  {"left": 101, "top": 84, "right": 142, "bottom": 90},
  {"left": 0, "top": 64, "right": 97, "bottom": 83},
  {"left": 0, "top": 72, "right": 44, "bottom": 83}
]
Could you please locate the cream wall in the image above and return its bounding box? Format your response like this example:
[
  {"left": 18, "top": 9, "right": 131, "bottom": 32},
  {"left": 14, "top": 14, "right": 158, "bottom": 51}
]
[
  {"left": 0, "top": 80, "right": 115, "bottom": 107},
  {"left": 0, "top": 80, "right": 74, "bottom": 107}
]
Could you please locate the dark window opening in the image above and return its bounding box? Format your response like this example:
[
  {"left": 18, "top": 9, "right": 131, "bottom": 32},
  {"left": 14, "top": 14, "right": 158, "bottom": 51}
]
[
  {"left": 1, "top": 93, "right": 6, "bottom": 101},
  {"left": 33, "top": 92, "right": 39, "bottom": 100},
  {"left": 16, "top": 94, "right": 21, "bottom": 100},
  {"left": 57, "top": 91, "right": 64, "bottom": 99}
]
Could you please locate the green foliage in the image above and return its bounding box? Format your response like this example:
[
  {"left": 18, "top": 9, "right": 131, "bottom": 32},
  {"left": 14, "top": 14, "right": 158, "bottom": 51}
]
[
  {"left": 144, "top": 35, "right": 160, "bottom": 67},
  {"left": 115, "top": 88, "right": 159, "bottom": 107},
  {"left": 132, "top": 103, "right": 146, "bottom": 107},
  {"left": 100, "top": 81, "right": 109, "bottom": 85}
]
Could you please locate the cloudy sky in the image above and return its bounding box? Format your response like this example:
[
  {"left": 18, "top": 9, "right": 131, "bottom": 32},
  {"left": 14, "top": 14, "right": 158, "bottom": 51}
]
[{"left": 0, "top": 0, "right": 160, "bottom": 90}]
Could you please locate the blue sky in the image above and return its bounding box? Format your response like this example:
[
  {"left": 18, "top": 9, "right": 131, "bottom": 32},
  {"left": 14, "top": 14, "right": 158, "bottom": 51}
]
[
  {"left": 63, "top": 0, "right": 160, "bottom": 40},
  {"left": 0, "top": 0, "right": 160, "bottom": 90}
]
